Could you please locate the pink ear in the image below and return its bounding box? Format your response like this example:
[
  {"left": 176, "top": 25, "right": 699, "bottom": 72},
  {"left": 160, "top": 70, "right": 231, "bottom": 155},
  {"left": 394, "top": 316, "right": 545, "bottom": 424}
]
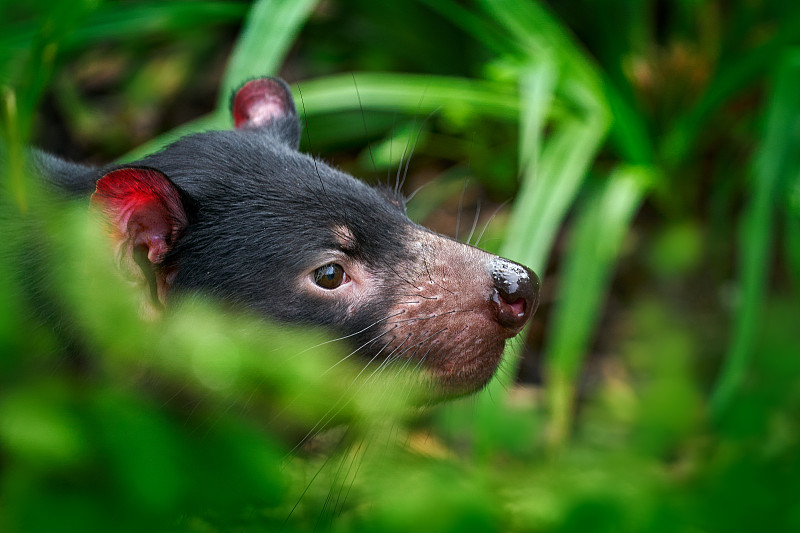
[
  {"left": 232, "top": 78, "right": 296, "bottom": 129},
  {"left": 91, "top": 168, "right": 187, "bottom": 266}
]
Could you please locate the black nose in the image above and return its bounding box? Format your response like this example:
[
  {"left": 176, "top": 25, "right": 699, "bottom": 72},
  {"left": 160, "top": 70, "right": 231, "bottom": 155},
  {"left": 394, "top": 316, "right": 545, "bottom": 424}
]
[{"left": 490, "top": 257, "right": 540, "bottom": 330}]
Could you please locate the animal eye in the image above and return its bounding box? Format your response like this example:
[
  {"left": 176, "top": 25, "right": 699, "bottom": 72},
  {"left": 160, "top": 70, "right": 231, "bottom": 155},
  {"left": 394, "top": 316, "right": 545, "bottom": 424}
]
[{"left": 313, "top": 263, "right": 347, "bottom": 290}]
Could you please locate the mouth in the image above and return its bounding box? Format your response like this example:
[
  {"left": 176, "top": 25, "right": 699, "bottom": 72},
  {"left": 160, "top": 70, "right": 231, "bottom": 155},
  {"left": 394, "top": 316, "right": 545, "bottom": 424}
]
[
  {"left": 377, "top": 295, "right": 531, "bottom": 398},
  {"left": 427, "top": 336, "right": 508, "bottom": 397}
]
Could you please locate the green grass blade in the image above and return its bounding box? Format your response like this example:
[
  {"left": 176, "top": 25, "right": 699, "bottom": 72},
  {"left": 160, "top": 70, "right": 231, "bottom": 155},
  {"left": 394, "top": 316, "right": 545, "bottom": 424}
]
[
  {"left": 484, "top": 84, "right": 608, "bottom": 396},
  {"left": 710, "top": 50, "right": 800, "bottom": 417},
  {"left": 545, "top": 165, "right": 650, "bottom": 446},
  {"left": 501, "top": 113, "right": 609, "bottom": 274},
  {"left": 293, "top": 73, "right": 519, "bottom": 119},
  {"left": 429, "top": 0, "right": 651, "bottom": 169},
  {"left": 603, "top": 78, "right": 653, "bottom": 164},
  {"left": 2, "top": 89, "right": 26, "bottom": 212},
  {"left": 517, "top": 61, "right": 558, "bottom": 178},
  {"left": 218, "top": 0, "right": 320, "bottom": 108},
  {"left": 1, "top": 0, "right": 101, "bottom": 210}
]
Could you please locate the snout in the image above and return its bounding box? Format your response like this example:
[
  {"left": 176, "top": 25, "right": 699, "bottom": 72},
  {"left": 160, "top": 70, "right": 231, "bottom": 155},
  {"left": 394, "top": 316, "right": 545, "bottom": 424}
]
[
  {"left": 489, "top": 257, "right": 540, "bottom": 331},
  {"left": 377, "top": 229, "right": 542, "bottom": 396}
]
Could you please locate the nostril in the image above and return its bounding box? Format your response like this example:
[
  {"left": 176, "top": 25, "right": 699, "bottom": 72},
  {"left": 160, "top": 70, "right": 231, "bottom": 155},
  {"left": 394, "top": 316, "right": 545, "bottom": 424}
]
[
  {"left": 506, "top": 297, "right": 526, "bottom": 318},
  {"left": 491, "top": 290, "right": 528, "bottom": 329},
  {"left": 490, "top": 257, "right": 541, "bottom": 330}
]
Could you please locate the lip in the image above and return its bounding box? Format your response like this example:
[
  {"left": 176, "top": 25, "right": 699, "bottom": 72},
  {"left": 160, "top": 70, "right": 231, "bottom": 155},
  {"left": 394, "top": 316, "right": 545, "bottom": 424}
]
[{"left": 430, "top": 339, "right": 506, "bottom": 394}]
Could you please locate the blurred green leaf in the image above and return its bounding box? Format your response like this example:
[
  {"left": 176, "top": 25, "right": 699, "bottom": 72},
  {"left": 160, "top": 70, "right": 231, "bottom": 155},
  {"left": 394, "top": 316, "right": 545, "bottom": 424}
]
[
  {"left": 711, "top": 49, "right": 800, "bottom": 417},
  {"left": 546, "top": 166, "right": 650, "bottom": 445}
]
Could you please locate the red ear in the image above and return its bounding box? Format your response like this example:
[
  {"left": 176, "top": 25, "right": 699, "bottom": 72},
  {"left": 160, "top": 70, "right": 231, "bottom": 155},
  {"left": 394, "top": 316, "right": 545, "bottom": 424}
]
[
  {"left": 91, "top": 167, "right": 187, "bottom": 264},
  {"left": 90, "top": 168, "right": 187, "bottom": 305},
  {"left": 231, "top": 77, "right": 296, "bottom": 129}
]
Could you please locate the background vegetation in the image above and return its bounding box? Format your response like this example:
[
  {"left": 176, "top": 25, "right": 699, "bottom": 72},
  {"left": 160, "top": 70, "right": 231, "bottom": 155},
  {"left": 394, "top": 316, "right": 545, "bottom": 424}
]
[{"left": 2, "top": 0, "right": 800, "bottom": 531}]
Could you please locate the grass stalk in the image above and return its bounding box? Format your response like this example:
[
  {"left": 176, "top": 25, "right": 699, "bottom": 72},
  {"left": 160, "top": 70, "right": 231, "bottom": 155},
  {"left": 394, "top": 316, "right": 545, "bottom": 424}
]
[
  {"left": 544, "top": 166, "right": 649, "bottom": 446},
  {"left": 710, "top": 51, "right": 800, "bottom": 417}
]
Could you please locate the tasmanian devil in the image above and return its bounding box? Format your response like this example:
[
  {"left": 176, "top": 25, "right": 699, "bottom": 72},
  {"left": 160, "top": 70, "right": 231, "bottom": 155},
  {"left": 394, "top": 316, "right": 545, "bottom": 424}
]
[{"left": 30, "top": 77, "right": 540, "bottom": 397}]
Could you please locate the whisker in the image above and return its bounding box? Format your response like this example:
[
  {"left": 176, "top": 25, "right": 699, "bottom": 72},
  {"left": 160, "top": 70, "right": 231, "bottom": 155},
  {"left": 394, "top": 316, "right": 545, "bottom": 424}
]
[
  {"left": 388, "top": 307, "right": 478, "bottom": 325},
  {"left": 297, "top": 311, "right": 404, "bottom": 354},
  {"left": 285, "top": 335, "right": 397, "bottom": 456},
  {"left": 466, "top": 199, "right": 482, "bottom": 245},
  {"left": 317, "top": 431, "right": 354, "bottom": 530},
  {"left": 386, "top": 263, "right": 421, "bottom": 291},
  {"left": 474, "top": 199, "right": 510, "bottom": 248},
  {"left": 395, "top": 120, "right": 415, "bottom": 194},
  {"left": 333, "top": 438, "right": 366, "bottom": 517},
  {"left": 395, "top": 85, "right": 431, "bottom": 195},
  {"left": 353, "top": 333, "right": 412, "bottom": 383},
  {"left": 337, "top": 439, "right": 368, "bottom": 517},
  {"left": 455, "top": 177, "right": 469, "bottom": 240},
  {"left": 159, "top": 382, "right": 189, "bottom": 408},
  {"left": 399, "top": 106, "right": 440, "bottom": 192},
  {"left": 352, "top": 74, "right": 377, "bottom": 174},
  {"left": 290, "top": 336, "right": 411, "bottom": 456},
  {"left": 283, "top": 448, "right": 335, "bottom": 528},
  {"left": 366, "top": 327, "right": 447, "bottom": 385},
  {"left": 296, "top": 83, "right": 347, "bottom": 225},
  {"left": 385, "top": 112, "right": 396, "bottom": 187},
  {"left": 404, "top": 180, "right": 430, "bottom": 204},
  {"left": 322, "top": 326, "right": 398, "bottom": 375}
]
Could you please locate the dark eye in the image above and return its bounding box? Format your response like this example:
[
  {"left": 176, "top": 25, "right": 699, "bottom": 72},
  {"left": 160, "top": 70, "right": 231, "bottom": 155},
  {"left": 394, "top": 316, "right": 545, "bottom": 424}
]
[{"left": 313, "top": 263, "right": 347, "bottom": 290}]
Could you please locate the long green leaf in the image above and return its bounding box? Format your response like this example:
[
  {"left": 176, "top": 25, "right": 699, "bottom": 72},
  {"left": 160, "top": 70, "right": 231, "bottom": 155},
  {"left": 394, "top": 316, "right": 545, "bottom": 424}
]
[
  {"left": 502, "top": 114, "right": 608, "bottom": 274},
  {"left": 545, "top": 165, "right": 650, "bottom": 446},
  {"left": 1, "top": 0, "right": 101, "bottom": 210},
  {"left": 516, "top": 61, "right": 558, "bottom": 180},
  {"left": 294, "top": 73, "right": 519, "bottom": 118},
  {"left": 710, "top": 50, "right": 800, "bottom": 417},
  {"left": 428, "top": 0, "right": 650, "bottom": 169},
  {"left": 603, "top": 78, "right": 653, "bottom": 164},
  {"left": 470, "top": 62, "right": 559, "bottom": 399},
  {"left": 414, "top": 0, "right": 524, "bottom": 58}
]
